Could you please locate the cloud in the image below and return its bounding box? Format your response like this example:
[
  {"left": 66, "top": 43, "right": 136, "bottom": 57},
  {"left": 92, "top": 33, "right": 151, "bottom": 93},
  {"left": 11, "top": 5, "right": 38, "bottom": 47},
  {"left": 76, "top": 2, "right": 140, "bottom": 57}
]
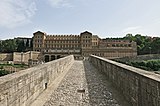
[
  {"left": 47, "top": 0, "right": 72, "bottom": 8},
  {"left": 0, "top": 0, "right": 37, "bottom": 28},
  {"left": 122, "top": 26, "right": 142, "bottom": 34}
]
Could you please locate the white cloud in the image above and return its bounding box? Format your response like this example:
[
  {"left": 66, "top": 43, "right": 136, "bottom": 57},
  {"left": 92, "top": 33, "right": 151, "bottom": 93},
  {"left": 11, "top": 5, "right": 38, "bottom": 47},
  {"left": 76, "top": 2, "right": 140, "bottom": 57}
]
[
  {"left": 0, "top": 0, "right": 37, "bottom": 28},
  {"left": 122, "top": 26, "right": 142, "bottom": 34},
  {"left": 47, "top": 0, "right": 72, "bottom": 8}
]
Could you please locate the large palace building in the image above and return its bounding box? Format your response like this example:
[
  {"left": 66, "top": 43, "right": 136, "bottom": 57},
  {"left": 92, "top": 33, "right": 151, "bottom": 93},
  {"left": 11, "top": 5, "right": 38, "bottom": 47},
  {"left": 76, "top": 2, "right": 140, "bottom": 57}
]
[{"left": 33, "top": 31, "right": 137, "bottom": 62}]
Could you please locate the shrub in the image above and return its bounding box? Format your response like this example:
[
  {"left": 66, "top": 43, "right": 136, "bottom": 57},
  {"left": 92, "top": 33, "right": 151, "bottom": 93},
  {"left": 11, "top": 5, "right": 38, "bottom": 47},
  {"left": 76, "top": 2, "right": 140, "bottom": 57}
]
[{"left": 0, "top": 70, "right": 10, "bottom": 76}]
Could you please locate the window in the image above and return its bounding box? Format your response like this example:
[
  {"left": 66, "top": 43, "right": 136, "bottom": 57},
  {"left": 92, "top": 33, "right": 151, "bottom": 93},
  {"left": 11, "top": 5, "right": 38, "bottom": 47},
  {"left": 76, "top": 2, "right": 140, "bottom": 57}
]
[{"left": 128, "top": 44, "right": 131, "bottom": 47}]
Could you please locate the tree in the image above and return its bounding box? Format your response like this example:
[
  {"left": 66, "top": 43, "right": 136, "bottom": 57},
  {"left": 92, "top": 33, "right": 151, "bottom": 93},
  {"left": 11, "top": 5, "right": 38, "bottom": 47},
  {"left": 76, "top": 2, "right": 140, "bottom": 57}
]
[
  {"left": 123, "top": 33, "right": 159, "bottom": 55},
  {"left": 17, "top": 40, "right": 26, "bottom": 52},
  {"left": 0, "top": 39, "right": 17, "bottom": 53},
  {"left": 150, "top": 38, "right": 160, "bottom": 54},
  {"left": 124, "top": 33, "right": 134, "bottom": 41}
]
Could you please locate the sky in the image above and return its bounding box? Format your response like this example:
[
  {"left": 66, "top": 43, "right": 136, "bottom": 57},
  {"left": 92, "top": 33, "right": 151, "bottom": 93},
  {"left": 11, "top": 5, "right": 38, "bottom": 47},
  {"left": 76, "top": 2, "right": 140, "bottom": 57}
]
[{"left": 0, "top": 0, "right": 160, "bottom": 39}]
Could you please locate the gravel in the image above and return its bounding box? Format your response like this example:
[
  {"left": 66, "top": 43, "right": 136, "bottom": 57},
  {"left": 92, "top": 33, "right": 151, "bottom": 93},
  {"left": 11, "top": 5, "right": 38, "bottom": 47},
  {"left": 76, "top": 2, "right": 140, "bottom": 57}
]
[{"left": 43, "top": 60, "right": 129, "bottom": 106}]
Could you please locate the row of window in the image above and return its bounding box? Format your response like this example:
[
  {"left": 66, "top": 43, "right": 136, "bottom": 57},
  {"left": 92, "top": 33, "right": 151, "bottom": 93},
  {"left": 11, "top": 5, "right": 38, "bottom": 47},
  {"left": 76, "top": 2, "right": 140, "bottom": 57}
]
[
  {"left": 92, "top": 42, "right": 98, "bottom": 46},
  {"left": 111, "top": 44, "right": 132, "bottom": 47},
  {"left": 45, "top": 37, "right": 80, "bottom": 40},
  {"left": 82, "top": 40, "right": 91, "bottom": 43},
  {"left": 45, "top": 49, "right": 80, "bottom": 53},
  {"left": 34, "top": 35, "right": 42, "bottom": 39},
  {"left": 45, "top": 45, "right": 80, "bottom": 48},
  {"left": 105, "top": 40, "right": 130, "bottom": 42},
  {"left": 82, "top": 36, "right": 91, "bottom": 39},
  {"left": 99, "top": 44, "right": 132, "bottom": 47},
  {"left": 34, "top": 44, "right": 132, "bottom": 48},
  {"left": 34, "top": 45, "right": 41, "bottom": 48},
  {"left": 34, "top": 40, "right": 42, "bottom": 43},
  {"left": 82, "top": 44, "right": 91, "bottom": 47},
  {"left": 45, "top": 40, "right": 80, "bottom": 43}
]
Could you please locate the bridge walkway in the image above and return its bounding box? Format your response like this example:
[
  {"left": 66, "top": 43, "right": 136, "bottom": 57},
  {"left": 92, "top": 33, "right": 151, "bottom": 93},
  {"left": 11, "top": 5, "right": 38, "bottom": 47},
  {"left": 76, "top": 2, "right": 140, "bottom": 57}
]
[{"left": 33, "top": 60, "right": 129, "bottom": 106}]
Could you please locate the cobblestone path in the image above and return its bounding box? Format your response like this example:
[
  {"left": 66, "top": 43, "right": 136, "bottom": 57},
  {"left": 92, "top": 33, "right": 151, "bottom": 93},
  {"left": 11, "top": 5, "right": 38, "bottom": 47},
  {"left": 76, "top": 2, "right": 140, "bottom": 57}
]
[{"left": 43, "top": 60, "right": 129, "bottom": 106}]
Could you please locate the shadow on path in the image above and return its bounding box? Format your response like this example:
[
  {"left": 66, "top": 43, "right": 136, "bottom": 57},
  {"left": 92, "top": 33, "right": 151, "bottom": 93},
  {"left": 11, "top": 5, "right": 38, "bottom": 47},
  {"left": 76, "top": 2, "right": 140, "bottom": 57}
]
[{"left": 83, "top": 60, "right": 130, "bottom": 106}]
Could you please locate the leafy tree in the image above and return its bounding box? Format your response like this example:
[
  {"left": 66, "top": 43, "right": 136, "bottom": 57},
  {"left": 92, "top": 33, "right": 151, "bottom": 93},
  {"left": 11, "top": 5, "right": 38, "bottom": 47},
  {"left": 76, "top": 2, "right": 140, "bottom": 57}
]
[
  {"left": 0, "top": 39, "right": 18, "bottom": 53},
  {"left": 150, "top": 38, "right": 160, "bottom": 54},
  {"left": 130, "top": 60, "right": 160, "bottom": 71},
  {"left": 0, "top": 38, "right": 34, "bottom": 53},
  {"left": 16, "top": 40, "right": 26, "bottom": 52},
  {"left": 124, "top": 33, "right": 159, "bottom": 55},
  {"left": 0, "top": 41, "right": 2, "bottom": 52},
  {"left": 124, "top": 33, "right": 134, "bottom": 41}
]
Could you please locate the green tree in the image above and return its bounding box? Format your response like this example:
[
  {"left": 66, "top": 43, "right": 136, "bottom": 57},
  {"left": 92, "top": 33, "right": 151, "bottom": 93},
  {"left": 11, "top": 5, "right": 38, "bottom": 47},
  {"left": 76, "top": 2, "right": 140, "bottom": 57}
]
[
  {"left": 124, "top": 33, "right": 134, "bottom": 41},
  {"left": 0, "top": 39, "right": 17, "bottom": 53},
  {"left": 17, "top": 40, "right": 26, "bottom": 52},
  {"left": 150, "top": 38, "right": 160, "bottom": 54},
  {"left": 123, "top": 33, "right": 158, "bottom": 55}
]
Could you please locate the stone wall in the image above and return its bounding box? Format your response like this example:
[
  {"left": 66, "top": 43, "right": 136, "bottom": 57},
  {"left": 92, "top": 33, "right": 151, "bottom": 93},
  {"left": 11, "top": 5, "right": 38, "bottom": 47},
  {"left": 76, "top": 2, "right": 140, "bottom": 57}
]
[
  {"left": 0, "top": 51, "right": 41, "bottom": 65},
  {"left": 83, "top": 47, "right": 137, "bottom": 59},
  {"left": 114, "top": 54, "right": 160, "bottom": 63},
  {"left": 13, "top": 51, "right": 41, "bottom": 64},
  {"left": 89, "top": 55, "right": 160, "bottom": 106},
  {"left": 0, "top": 55, "right": 74, "bottom": 106},
  {"left": 0, "top": 53, "right": 13, "bottom": 61}
]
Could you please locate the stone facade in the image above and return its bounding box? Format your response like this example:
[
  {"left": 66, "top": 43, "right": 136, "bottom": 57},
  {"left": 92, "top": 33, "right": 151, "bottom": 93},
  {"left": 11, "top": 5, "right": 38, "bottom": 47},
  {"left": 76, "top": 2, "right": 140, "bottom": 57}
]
[
  {"left": 33, "top": 31, "right": 137, "bottom": 62},
  {"left": 13, "top": 51, "right": 41, "bottom": 65},
  {"left": 0, "top": 53, "right": 13, "bottom": 62},
  {"left": 89, "top": 55, "right": 160, "bottom": 106},
  {"left": 0, "top": 51, "right": 41, "bottom": 65},
  {"left": 0, "top": 55, "right": 74, "bottom": 106}
]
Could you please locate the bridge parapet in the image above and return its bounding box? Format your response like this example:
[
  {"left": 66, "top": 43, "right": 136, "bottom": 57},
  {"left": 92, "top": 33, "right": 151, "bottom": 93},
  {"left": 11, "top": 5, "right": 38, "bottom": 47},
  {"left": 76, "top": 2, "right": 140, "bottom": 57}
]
[
  {"left": 89, "top": 55, "right": 160, "bottom": 106},
  {"left": 0, "top": 55, "right": 74, "bottom": 106}
]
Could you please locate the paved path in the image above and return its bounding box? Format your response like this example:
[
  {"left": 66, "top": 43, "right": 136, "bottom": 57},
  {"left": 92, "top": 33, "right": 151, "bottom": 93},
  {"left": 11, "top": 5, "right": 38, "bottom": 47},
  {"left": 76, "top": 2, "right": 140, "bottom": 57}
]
[{"left": 43, "top": 60, "right": 129, "bottom": 106}]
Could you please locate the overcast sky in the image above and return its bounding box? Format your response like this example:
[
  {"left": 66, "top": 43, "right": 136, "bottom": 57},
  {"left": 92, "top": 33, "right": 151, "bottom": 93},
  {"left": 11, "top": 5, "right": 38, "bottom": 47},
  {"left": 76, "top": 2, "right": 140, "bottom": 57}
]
[{"left": 0, "top": 0, "right": 160, "bottom": 39}]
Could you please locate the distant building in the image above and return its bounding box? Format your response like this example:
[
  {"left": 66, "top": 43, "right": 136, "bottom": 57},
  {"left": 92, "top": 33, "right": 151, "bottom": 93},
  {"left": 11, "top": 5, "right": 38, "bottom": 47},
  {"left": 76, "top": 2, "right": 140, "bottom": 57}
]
[
  {"left": 0, "top": 51, "right": 41, "bottom": 66},
  {"left": 33, "top": 31, "right": 137, "bottom": 62}
]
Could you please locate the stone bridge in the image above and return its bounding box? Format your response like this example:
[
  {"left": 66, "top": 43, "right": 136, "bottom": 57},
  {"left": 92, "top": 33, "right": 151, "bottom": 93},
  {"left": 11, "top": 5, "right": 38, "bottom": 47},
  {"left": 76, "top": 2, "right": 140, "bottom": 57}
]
[{"left": 0, "top": 55, "right": 160, "bottom": 106}]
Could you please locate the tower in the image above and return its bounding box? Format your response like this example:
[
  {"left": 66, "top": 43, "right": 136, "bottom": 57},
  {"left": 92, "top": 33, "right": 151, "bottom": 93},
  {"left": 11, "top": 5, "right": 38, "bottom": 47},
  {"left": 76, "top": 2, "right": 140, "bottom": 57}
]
[{"left": 33, "top": 31, "right": 46, "bottom": 52}]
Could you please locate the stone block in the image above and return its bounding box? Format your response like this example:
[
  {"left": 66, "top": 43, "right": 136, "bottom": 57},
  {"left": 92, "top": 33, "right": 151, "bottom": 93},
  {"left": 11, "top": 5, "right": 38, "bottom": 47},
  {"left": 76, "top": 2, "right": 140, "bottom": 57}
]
[{"left": 89, "top": 55, "right": 160, "bottom": 106}]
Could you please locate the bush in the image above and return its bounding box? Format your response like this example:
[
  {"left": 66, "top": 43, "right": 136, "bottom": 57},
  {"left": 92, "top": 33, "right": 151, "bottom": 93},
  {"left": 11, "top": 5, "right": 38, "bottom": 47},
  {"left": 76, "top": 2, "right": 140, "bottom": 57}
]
[
  {"left": 130, "top": 59, "right": 160, "bottom": 71},
  {"left": 0, "top": 69, "right": 10, "bottom": 76},
  {"left": 0, "top": 66, "right": 3, "bottom": 69}
]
